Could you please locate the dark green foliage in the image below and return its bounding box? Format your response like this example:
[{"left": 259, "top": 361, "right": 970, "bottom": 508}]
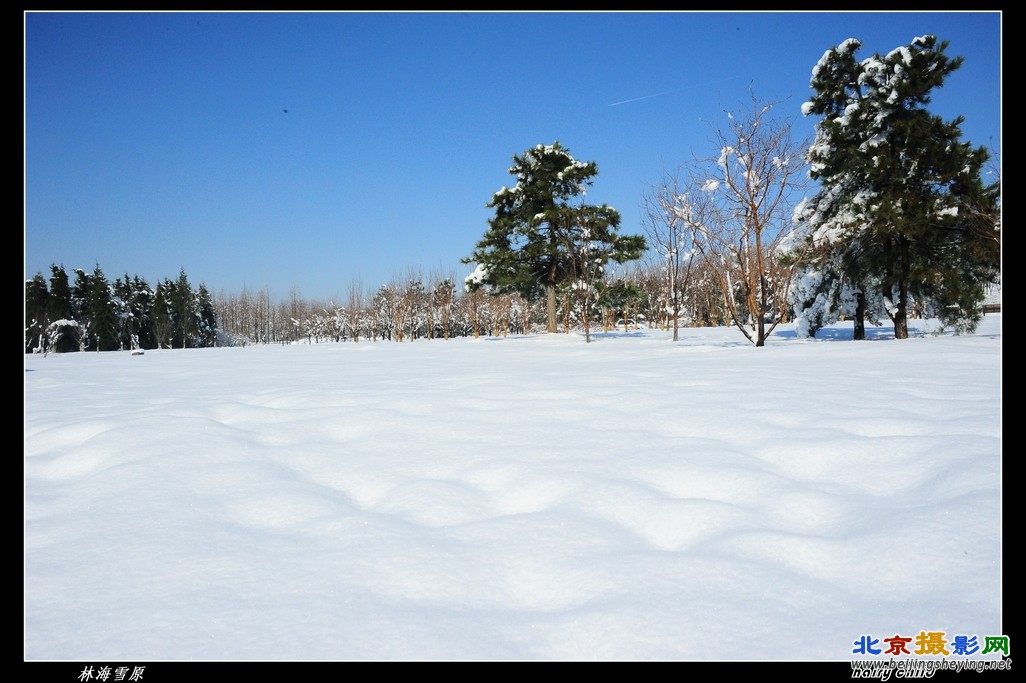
[
  {"left": 599, "top": 279, "right": 646, "bottom": 329},
  {"left": 91, "top": 267, "right": 119, "bottom": 351},
  {"left": 172, "top": 268, "right": 196, "bottom": 348},
  {"left": 25, "top": 273, "right": 50, "bottom": 353},
  {"left": 47, "top": 265, "right": 72, "bottom": 321},
  {"left": 70, "top": 269, "right": 93, "bottom": 350},
  {"left": 112, "top": 273, "right": 157, "bottom": 350},
  {"left": 799, "top": 35, "right": 1000, "bottom": 338},
  {"left": 196, "top": 283, "right": 218, "bottom": 347},
  {"left": 464, "top": 142, "right": 647, "bottom": 333},
  {"left": 46, "top": 264, "right": 76, "bottom": 353},
  {"left": 152, "top": 280, "right": 173, "bottom": 349},
  {"left": 74, "top": 266, "right": 119, "bottom": 351},
  {"left": 24, "top": 263, "right": 218, "bottom": 353}
]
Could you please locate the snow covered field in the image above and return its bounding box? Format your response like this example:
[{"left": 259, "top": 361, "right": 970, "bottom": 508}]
[{"left": 24, "top": 315, "right": 1003, "bottom": 661}]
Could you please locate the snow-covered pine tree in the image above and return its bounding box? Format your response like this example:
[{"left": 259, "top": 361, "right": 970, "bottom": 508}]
[
  {"left": 797, "top": 35, "right": 1000, "bottom": 338},
  {"left": 464, "top": 142, "right": 645, "bottom": 333},
  {"left": 130, "top": 275, "right": 157, "bottom": 350},
  {"left": 72, "top": 266, "right": 119, "bottom": 351}
]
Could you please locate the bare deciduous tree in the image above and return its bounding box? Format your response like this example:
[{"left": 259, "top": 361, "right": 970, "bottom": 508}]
[
  {"left": 643, "top": 170, "right": 700, "bottom": 341},
  {"left": 347, "top": 279, "right": 366, "bottom": 343},
  {"left": 684, "top": 93, "right": 810, "bottom": 347}
]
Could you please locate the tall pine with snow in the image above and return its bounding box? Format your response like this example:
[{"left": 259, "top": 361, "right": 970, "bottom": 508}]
[
  {"left": 793, "top": 35, "right": 1000, "bottom": 339},
  {"left": 464, "top": 142, "right": 645, "bottom": 333}
]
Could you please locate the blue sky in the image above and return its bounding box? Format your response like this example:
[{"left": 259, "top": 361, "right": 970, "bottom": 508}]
[{"left": 24, "top": 11, "right": 1001, "bottom": 302}]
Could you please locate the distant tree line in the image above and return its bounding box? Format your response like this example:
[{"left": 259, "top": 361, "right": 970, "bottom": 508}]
[
  {"left": 209, "top": 264, "right": 731, "bottom": 347},
  {"left": 26, "top": 260, "right": 740, "bottom": 354},
  {"left": 25, "top": 264, "right": 217, "bottom": 354}
]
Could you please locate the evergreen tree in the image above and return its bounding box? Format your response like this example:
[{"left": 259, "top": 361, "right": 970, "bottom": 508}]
[
  {"left": 86, "top": 265, "right": 119, "bottom": 351},
  {"left": 797, "top": 35, "right": 1000, "bottom": 338},
  {"left": 31, "top": 262, "right": 223, "bottom": 351},
  {"left": 70, "top": 269, "right": 94, "bottom": 351},
  {"left": 600, "top": 279, "right": 646, "bottom": 333},
  {"left": 25, "top": 273, "right": 50, "bottom": 353},
  {"left": 131, "top": 275, "right": 157, "bottom": 350},
  {"left": 47, "top": 264, "right": 76, "bottom": 353},
  {"left": 432, "top": 278, "right": 455, "bottom": 340},
  {"left": 195, "top": 283, "right": 218, "bottom": 347},
  {"left": 112, "top": 275, "right": 135, "bottom": 350},
  {"left": 152, "top": 280, "right": 173, "bottom": 349},
  {"left": 464, "top": 142, "right": 646, "bottom": 333},
  {"left": 111, "top": 273, "right": 153, "bottom": 350},
  {"left": 172, "top": 268, "right": 197, "bottom": 348}
]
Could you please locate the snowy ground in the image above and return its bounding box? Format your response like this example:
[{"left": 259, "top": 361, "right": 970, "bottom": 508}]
[{"left": 24, "top": 315, "right": 1003, "bottom": 661}]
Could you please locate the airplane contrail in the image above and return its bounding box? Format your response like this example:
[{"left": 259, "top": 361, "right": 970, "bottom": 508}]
[
  {"left": 607, "top": 89, "right": 680, "bottom": 107},
  {"left": 608, "top": 70, "right": 781, "bottom": 107}
]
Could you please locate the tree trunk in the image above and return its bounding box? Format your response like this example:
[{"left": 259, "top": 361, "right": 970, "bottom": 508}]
[
  {"left": 893, "top": 244, "right": 911, "bottom": 340},
  {"left": 853, "top": 291, "right": 866, "bottom": 340},
  {"left": 546, "top": 282, "right": 557, "bottom": 333},
  {"left": 893, "top": 307, "right": 909, "bottom": 339},
  {"left": 892, "top": 278, "right": 909, "bottom": 339},
  {"left": 582, "top": 297, "right": 591, "bottom": 343},
  {"left": 755, "top": 272, "right": 768, "bottom": 347},
  {"left": 894, "top": 276, "right": 909, "bottom": 340}
]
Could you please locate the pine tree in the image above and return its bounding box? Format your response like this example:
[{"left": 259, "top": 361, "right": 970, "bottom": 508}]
[
  {"left": 172, "top": 268, "right": 197, "bottom": 348},
  {"left": 152, "top": 280, "right": 173, "bottom": 349},
  {"left": 464, "top": 142, "right": 646, "bottom": 333},
  {"left": 47, "top": 264, "right": 76, "bottom": 353},
  {"left": 797, "top": 35, "right": 1000, "bottom": 339},
  {"left": 110, "top": 273, "right": 154, "bottom": 351},
  {"left": 195, "top": 283, "right": 218, "bottom": 347},
  {"left": 131, "top": 275, "right": 157, "bottom": 350},
  {"left": 112, "top": 275, "right": 135, "bottom": 351},
  {"left": 70, "top": 269, "right": 94, "bottom": 351},
  {"left": 600, "top": 279, "right": 646, "bottom": 333},
  {"left": 85, "top": 265, "right": 119, "bottom": 351},
  {"left": 25, "top": 273, "right": 50, "bottom": 353}
]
